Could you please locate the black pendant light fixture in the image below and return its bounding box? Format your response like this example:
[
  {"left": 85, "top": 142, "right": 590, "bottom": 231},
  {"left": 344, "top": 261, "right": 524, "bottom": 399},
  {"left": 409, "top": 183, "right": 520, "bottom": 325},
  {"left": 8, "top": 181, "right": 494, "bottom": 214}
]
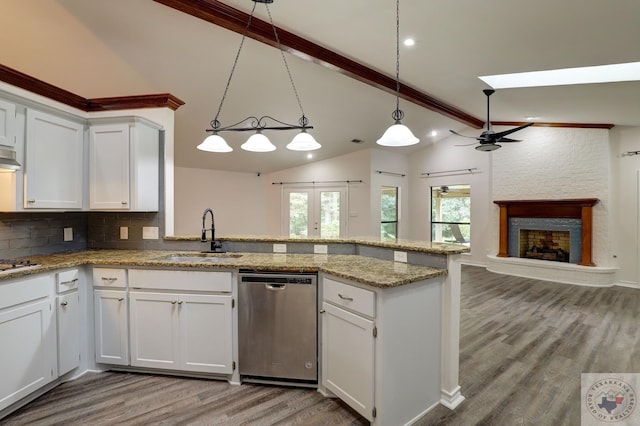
[
  {"left": 198, "top": 0, "right": 320, "bottom": 153},
  {"left": 376, "top": 0, "right": 419, "bottom": 147}
]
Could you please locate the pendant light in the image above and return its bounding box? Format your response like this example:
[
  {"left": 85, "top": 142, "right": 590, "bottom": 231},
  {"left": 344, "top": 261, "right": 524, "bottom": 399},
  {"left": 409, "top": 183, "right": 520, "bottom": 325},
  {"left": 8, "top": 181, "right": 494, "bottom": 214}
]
[
  {"left": 199, "top": 0, "right": 320, "bottom": 153},
  {"left": 377, "top": 0, "right": 419, "bottom": 147}
]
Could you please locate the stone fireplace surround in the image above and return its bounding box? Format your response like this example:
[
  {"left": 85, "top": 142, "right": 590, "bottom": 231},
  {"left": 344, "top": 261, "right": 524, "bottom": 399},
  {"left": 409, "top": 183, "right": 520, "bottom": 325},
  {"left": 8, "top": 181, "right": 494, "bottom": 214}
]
[{"left": 486, "top": 198, "right": 617, "bottom": 287}]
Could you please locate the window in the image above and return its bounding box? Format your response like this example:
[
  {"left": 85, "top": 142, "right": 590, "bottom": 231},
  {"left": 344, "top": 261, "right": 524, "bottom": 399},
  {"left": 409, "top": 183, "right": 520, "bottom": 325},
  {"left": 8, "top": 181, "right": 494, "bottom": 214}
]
[
  {"left": 431, "top": 185, "right": 470, "bottom": 245},
  {"left": 381, "top": 186, "right": 398, "bottom": 240}
]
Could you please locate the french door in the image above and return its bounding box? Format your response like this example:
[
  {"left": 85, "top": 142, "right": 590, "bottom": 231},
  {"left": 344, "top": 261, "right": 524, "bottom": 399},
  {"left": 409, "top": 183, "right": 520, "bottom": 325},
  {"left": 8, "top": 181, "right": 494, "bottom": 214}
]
[{"left": 283, "top": 186, "right": 347, "bottom": 238}]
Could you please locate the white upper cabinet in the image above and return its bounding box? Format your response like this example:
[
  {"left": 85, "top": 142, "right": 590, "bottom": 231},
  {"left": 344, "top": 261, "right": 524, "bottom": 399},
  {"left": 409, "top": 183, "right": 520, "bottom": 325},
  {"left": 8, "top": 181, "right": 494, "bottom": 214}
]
[
  {"left": 89, "top": 117, "right": 160, "bottom": 211},
  {"left": 24, "top": 109, "right": 84, "bottom": 209},
  {"left": 0, "top": 98, "right": 16, "bottom": 147}
]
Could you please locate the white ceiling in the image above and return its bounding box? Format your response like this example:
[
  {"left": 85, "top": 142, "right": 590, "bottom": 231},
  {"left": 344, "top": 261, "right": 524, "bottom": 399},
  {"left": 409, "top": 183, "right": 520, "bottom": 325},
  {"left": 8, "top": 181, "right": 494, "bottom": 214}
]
[{"left": 1, "top": 0, "right": 640, "bottom": 173}]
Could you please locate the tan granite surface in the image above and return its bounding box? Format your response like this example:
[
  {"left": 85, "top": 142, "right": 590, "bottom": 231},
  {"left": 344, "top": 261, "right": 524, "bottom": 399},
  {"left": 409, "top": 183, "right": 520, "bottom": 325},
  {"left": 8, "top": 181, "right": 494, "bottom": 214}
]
[
  {"left": 165, "top": 235, "right": 470, "bottom": 255},
  {"left": 0, "top": 250, "right": 446, "bottom": 288}
]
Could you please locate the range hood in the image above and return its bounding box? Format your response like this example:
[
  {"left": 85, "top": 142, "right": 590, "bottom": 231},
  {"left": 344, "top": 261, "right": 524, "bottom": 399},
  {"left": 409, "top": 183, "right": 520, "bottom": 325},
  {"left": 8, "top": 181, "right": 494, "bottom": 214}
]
[{"left": 0, "top": 148, "right": 21, "bottom": 171}]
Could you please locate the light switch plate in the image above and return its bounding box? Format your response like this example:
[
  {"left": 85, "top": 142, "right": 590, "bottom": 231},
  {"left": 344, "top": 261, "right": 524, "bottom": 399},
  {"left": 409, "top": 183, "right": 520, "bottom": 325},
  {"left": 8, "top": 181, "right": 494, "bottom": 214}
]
[
  {"left": 314, "top": 244, "right": 328, "bottom": 254},
  {"left": 63, "top": 227, "right": 73, "bottom": 242},
  {"left": 394, "top": 251, "right": 408, "bottom": 263},
  {"left": 120, "top": 226, "right": 129, "bottom": 240},
  {"left": 273, "top": 243, "right": 287, "bottom": 253},
  {"left": 142, "top": 226, "right": 159, "bottom": 240}
]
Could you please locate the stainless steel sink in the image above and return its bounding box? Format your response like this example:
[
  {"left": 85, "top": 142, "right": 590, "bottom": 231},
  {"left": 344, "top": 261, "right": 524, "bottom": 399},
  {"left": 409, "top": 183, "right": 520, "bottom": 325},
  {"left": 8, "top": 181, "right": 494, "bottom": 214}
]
[{"left": 158, "top": 253, "right": 242, "bottom": 263}]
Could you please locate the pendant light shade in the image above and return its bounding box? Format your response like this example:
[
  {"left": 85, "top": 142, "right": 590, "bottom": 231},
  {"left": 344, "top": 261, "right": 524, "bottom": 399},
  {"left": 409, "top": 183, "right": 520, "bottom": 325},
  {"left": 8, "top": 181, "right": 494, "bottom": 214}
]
[
  {"left": 377, "top": 123, "right": 419, "bottom": 147},
  {"left": 241, "top": 132, "right": 276, "bottom": 152},
  {"left": 377, "top": 0, "right": 419, "bottom": 148},
  {"left": 287, "top": 130, "right": 321, "bottom": 151},
  {"left": 197, "top": 134, "right": 233, "bottom": 152}
]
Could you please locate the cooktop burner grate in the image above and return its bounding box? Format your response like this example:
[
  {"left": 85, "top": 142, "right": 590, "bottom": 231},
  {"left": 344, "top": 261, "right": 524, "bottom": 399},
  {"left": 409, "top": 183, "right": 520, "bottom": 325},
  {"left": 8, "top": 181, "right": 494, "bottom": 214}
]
[{"left": 0, "top": 259, "right": 36, "bottom": 272}]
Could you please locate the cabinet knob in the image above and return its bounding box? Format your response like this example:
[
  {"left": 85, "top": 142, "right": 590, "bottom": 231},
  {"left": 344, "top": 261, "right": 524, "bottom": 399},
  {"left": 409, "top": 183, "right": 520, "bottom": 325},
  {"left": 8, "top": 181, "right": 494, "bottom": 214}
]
[
  {"left": 60, "top": 301, "right": 68, "bottom": 306},
  {"left": 178, "top": 301, "right": 183, "bottom": 305},
  {"left": 171, "top": 300, "right": 178, "bottom": 304},
  {"left": 121, "top": 201, "right": 128, "bottom": 205},
  {"left": 319, "top": 309, "right": 325, "bottom": 314},
  {"left": 117, "top": 297, "right": 124, "bottom": 302}
]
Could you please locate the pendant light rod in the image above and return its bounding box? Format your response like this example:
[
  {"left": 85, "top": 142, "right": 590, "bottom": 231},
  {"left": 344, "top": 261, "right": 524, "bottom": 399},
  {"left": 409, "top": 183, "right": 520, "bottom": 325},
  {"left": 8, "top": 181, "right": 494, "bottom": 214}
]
[{"left": 207, "top": 115, "right": 313, "bottom": 133}]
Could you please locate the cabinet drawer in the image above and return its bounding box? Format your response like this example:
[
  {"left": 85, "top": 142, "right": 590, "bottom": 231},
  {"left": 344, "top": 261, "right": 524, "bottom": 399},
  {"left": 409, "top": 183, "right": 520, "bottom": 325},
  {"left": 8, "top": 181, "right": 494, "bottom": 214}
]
[
  {"left": 128, "top": 269, "right": 232, "bottom": 292},
  {"left": 93, "top": 268, "right": 127, "bottom": 288},
  {"left": 0, "top": 275, "right": 50, "bottom": 311},
  {"left": 57, "top": 269, "right": 80, "bottom": 293},
  {"left": 324, "top": 278, "right": 375, "bottom": 318}
]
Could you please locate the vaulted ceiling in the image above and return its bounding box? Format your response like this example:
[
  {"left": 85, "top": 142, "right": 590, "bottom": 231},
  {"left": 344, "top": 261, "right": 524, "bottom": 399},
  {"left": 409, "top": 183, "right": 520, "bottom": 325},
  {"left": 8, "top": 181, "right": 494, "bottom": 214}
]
[{"left": 1, "top": 0, "right": 639, "bottom": 173}]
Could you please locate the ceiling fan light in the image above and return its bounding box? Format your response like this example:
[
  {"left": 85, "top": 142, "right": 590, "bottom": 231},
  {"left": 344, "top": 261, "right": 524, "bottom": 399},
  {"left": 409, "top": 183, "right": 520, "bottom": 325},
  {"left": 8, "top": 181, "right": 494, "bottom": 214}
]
[
  {"left": 241, "top": 132, "right": 276, "bottom": 152},
  {"left": 475, "top": 143, "right": 501, "bottom": 152},
  {"left": 197, "top": 134, "right": 233, "bottom": 153},
  {"left": 287, "top": 131, "right": 321, "bottom": 151},
  {"left": 377, "top": 123, "right": 420, "bottom": 147}
]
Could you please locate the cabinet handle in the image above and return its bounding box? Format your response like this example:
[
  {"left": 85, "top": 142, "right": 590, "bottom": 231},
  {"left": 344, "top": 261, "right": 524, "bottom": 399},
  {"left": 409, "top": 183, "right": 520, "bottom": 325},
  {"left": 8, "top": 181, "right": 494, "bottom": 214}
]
[
  {"left": 171, "top": 300, "right": 178, "bottom": 304},
  {"left": 121, "top": 201, "right": 128, "bottom": 205},
  {"left": 27, "top": 199, "right": 36, "bottom": 204},
  {"left": 60, "top": 301, "right": 68, "bottom": 306},
  {"left": 61, "top": 278, "right": 79, "bottom": 285},
  {"left": 178, "top": 301, "right": 183, "bottom": 305},
  {"left": 117, "top": 297, "right": 124, "bottom": 302},
  {"left": 101, "top": 277, "right": 118, "bottom": 283},
  {"left": 338, "top": 293, "right": 354, "bottom": 301}
]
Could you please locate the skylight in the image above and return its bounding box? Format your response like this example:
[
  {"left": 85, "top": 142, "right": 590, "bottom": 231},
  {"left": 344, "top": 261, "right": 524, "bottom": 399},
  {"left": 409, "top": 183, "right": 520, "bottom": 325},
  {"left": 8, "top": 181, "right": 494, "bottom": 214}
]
[{"left": 479, "top": 62, "right": 640, "bottom": 89}]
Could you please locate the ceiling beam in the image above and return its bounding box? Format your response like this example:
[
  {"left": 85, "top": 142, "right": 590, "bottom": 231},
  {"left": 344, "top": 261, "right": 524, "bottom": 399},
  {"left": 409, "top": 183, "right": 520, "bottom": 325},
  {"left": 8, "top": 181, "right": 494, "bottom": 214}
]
[{"left": 152, "top": 0, "right": 485, "bottom": 129}]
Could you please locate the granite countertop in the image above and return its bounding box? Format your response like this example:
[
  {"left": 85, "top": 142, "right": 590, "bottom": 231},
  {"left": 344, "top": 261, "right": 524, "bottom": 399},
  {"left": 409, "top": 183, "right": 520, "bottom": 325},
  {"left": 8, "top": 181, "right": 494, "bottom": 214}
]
[
  {"left": 165, "top": 234, "right": 470, "bottom": 255},
  {"left": 0, "top": 250, "right": 447, "bottom": 288}
]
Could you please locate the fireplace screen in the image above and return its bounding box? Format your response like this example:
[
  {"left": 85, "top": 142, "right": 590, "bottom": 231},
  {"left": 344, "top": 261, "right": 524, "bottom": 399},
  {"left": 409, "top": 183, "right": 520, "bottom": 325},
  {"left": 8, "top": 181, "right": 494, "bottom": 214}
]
[{"left": 519, "top": 229, "right": 570, "bottom": 263}]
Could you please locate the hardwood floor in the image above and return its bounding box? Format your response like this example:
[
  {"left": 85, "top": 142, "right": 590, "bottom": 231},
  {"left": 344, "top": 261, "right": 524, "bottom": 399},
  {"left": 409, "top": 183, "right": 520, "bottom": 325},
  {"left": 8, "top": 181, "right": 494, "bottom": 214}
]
[{"left": 2, "top": 265, "right": 639, "bottom": 425}]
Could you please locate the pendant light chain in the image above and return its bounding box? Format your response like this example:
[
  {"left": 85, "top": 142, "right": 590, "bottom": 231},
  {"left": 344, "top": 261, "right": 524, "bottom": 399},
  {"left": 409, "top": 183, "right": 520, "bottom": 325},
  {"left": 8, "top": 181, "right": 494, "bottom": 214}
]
[
  {"left": 211, "top": 2, "right": 258, "bottom": 128},
  {"left": 265, "top": 3, "right": 307, "bottom": 125},
  {"left": 395, "top": 0, "right": 400, "bottom": 116}
]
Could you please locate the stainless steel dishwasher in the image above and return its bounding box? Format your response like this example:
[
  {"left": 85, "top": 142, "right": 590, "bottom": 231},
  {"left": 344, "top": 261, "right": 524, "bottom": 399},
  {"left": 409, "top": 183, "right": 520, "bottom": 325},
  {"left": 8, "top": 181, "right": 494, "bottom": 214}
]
[{"left": 238, "top": 271, "right": 317, "bottom": 384}]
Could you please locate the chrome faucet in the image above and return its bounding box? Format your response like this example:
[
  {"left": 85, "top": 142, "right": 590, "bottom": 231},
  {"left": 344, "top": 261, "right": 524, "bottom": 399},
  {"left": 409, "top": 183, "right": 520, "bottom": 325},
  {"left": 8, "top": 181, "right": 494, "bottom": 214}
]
[{"left": 201, "top": 208, "right": 223, "bottom": 252}]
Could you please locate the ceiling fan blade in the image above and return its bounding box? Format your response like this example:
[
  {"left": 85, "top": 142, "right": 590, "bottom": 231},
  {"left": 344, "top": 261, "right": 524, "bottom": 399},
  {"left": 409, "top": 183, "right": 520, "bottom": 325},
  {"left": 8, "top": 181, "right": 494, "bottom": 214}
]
[
  {"left": 454, "top": 142, "right": 479, "bottom": 147},
  {"left": 493, "top": 122, "right": 534, "bottom": 138},
  {"left": 449, "top": 129, "right": 478, "bottom": 139},
  {"left": 497, "top": 137, "right": 522, "bottom": 143}
]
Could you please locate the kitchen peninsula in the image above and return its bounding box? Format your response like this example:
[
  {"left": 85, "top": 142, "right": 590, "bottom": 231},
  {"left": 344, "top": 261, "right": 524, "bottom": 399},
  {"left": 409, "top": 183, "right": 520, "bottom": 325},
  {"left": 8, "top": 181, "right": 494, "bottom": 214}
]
[{"left": 0, "top": 236, "right": 468, "bottom": 425}]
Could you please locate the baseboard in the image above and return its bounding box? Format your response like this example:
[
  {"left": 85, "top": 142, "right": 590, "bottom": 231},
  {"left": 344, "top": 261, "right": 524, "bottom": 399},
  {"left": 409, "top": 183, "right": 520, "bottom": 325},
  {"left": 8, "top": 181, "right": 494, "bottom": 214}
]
[{"left": 440, "top": 386, "right": 465, "bottom": 410}]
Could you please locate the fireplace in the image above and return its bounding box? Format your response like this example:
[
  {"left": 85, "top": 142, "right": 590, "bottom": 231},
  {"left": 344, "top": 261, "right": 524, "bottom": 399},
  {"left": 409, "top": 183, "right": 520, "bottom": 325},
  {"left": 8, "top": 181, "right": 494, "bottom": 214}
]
[
  {"left": 494, "top": 199, "right": 599, "bottom": 266},
  {"left": 520, "top": 229, "right": 570, "bottom": 263}
]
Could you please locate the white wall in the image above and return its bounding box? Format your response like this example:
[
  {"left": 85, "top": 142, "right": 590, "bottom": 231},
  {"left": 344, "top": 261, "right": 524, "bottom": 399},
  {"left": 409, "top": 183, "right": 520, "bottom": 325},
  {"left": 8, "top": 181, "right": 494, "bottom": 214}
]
[
  {"left": 408, "top": 137, "right": 492, "bottom": 266},
  {"left": 610, "top": 126, "right": 640, "bottom": 286},
  {"left": 263, "top": 149, "right": 372, "bottom": 236},
  {"left": 174, "top": 167, "right": 266, "bottom": 236}
]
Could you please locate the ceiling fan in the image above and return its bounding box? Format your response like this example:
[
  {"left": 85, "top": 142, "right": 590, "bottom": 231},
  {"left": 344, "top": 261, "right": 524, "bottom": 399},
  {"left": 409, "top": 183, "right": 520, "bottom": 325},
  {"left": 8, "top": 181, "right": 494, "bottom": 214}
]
[{"left": 450, "top": 89, "right": 534, "bottom": 151}]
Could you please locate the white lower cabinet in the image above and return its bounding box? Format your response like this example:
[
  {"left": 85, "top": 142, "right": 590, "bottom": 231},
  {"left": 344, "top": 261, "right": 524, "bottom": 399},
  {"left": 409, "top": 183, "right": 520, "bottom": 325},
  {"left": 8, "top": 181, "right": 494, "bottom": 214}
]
[
  {"left": 129, "top": 291, "right": 233, "bottom": 374},
  {"left": 56, "top": 292, "right": 80, "bottom": 375},
  {"left": 0, "top": 275, "right": 56, "bottom": 412},
  {"left": 321, "top": 301, "right": 375, "bottom": 420},
  {"left": 94, "top": 289, "right": 129, "bottom": 365}
]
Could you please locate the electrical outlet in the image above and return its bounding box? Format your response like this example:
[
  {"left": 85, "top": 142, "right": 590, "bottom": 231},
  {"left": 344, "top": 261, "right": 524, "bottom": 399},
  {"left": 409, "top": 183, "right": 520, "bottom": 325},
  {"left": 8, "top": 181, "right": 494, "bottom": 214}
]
[
  {"left": 142, "top": 226, "right": 159, "bottom": 240},
  {"left": 314, "top": 244, "right": 328, "bottom": 254},
  {"left": 273, "top": 243, "right": 287, "bottom": 253},
  {"left": 63, "top": 227, "right": 73, "bottom": 242},
  {"left": 120, "top": 226, "right": 129, "bottom": 240},
  {"left": 394, "top": 251, "right": 408, "bottom": 263}
]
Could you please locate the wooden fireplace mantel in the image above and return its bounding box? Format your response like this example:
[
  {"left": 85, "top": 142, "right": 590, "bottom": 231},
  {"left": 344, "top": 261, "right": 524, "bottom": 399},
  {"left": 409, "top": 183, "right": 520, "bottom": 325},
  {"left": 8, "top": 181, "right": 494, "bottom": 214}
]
[{"left": 493, "top": 198, "right": 599, "bottom": 266}]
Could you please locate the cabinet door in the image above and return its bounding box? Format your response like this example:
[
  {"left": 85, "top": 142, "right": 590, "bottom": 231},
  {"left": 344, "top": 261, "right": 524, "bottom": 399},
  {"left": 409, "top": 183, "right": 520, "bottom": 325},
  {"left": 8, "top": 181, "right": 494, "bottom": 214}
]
[
  {"left": 0, "top": 99, "right": 16, "bottom": 147},
  {"left": 322, "top": 302, "right": 375, "bottom": 421},
  {"left": 94, "top": 289, "right": 129, "bottom": 365},
  {"left": 25, "top": 109, "right": 84, "bottom": 209},
  {"left": 0, "top": 300, "right": 55, "bottom": 412},
  {"left": 180, "top": 294, "right": 233, "bottom": 374},
  {"left": 129, "top": 292, "right": 179, "bottom": 370},
  {"left": 89, "top": 124, "right": 130, "bottom": 210},
  {"left": 57, "top": 292, "right": 80, "bottom": 375}
]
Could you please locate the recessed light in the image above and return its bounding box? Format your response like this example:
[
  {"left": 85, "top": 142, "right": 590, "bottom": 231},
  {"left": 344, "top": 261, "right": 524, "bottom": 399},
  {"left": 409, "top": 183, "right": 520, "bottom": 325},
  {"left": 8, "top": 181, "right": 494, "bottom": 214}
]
[
  {"left": 306, "top": 153, "right": 313, "bottom": 159},
  {"left": 430, "top": 130, "right": 438, "bottom": 137},
  {"left": 403, "top": 38, "right": 415, "bottom": 47},
  {"left": 479, "top": 61, "right": 640, "bottom": 89},
  {"left": 525, "top": 116, "right": 539, "bottom": 121}
]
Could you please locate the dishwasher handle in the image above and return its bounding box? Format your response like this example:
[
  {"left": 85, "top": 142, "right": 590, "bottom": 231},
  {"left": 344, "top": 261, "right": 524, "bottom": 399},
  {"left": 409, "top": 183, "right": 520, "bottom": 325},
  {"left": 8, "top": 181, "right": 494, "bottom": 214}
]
[{"left": 266, "top": 283, "right": 286, "bottom": 290}]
